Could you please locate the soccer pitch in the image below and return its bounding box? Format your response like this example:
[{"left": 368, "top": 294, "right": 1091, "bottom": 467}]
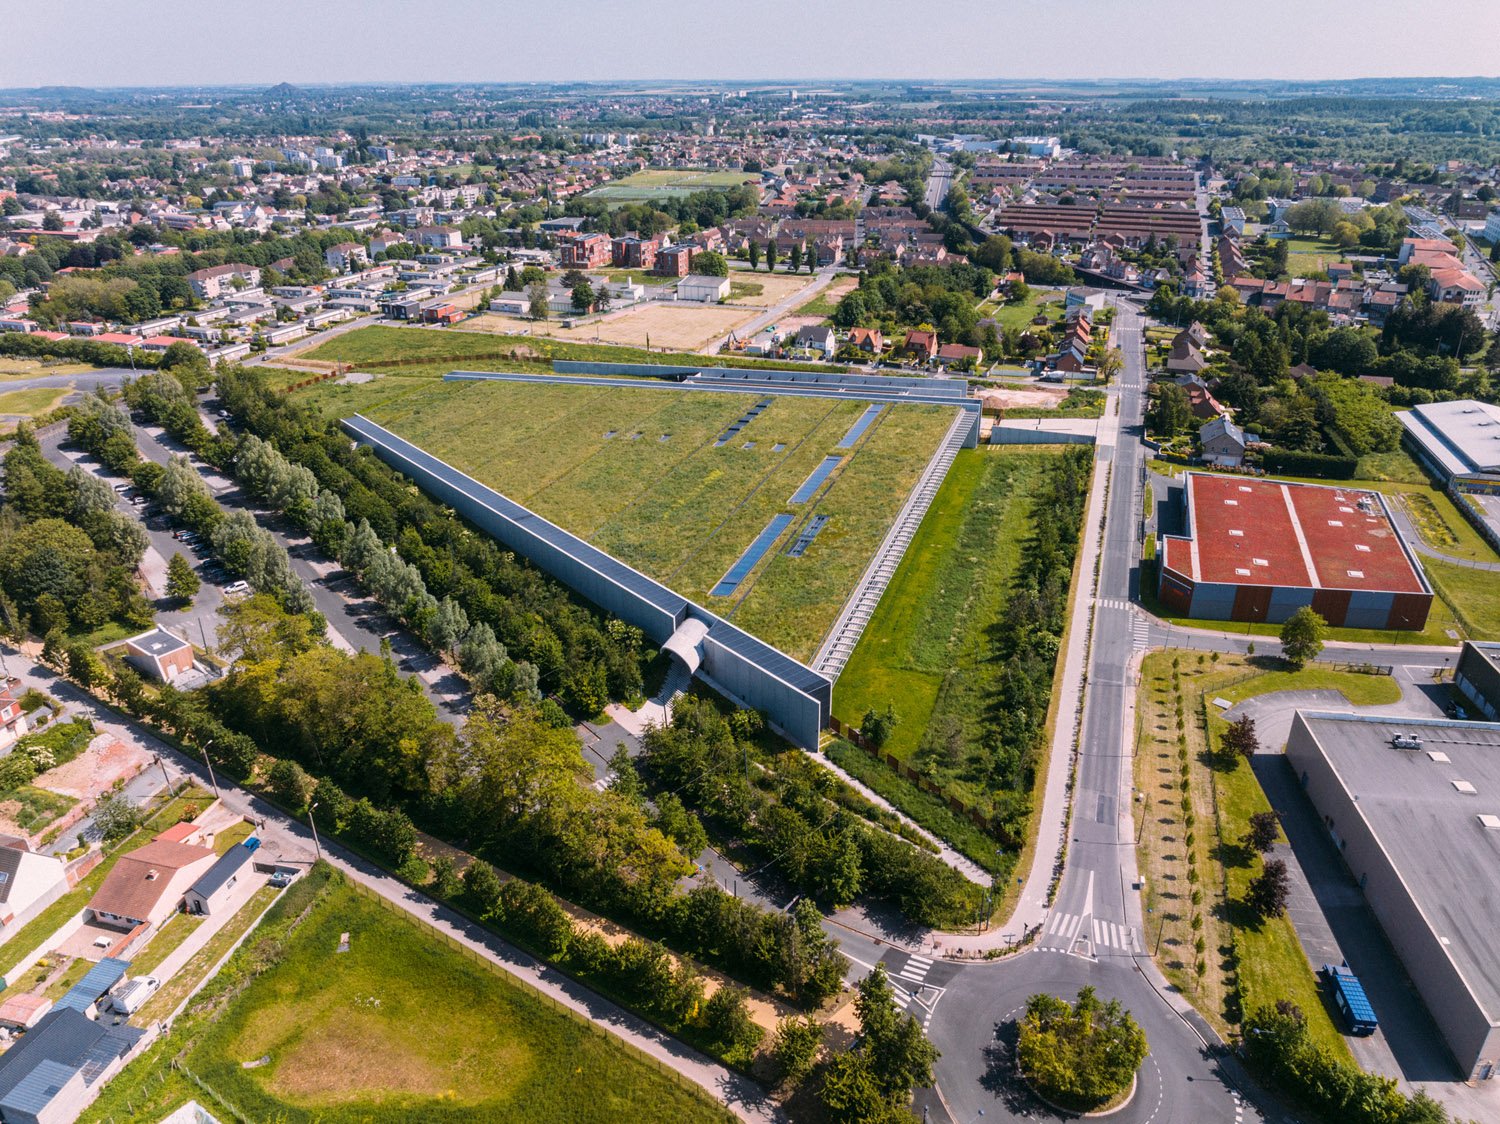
[{"left": 355, "top": 376, "right": 959, "bottom": 661}]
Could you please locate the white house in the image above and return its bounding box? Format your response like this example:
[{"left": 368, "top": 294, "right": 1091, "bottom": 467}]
[
  {"left": 0, "top": 837, "right": 68, "bottom": 933},
  {"left": 677, "top": 275, "right": 730, "bottom": 303}
]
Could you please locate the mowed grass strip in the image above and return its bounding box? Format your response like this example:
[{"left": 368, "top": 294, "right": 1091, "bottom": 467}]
[
  {"left": 188, "top": 881, "right": 732, "bottom": 1123},
  {"left": 832, "top": 448, "right": 1052, "bottom": 769}
]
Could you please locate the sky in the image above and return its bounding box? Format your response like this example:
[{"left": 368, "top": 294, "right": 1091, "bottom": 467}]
[{"left": 4, "top": 0, "right": 1499, "bottom": 88}]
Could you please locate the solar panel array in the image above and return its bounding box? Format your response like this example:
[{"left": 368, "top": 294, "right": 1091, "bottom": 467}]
[
  {"left": 789, "top": 456, "right": 843, "bottom": 504},
  {"left": 786, "top": 515, "right": 831, "bottom": 557},
  {"left": 836, "top": 404, "right": 885, "bottom": 449},
  {"left": 713, "top": 398, "right": 774, "bottom": 446},
  {"left": 711, "top": 514, "right": 794, "bottom": 597}
]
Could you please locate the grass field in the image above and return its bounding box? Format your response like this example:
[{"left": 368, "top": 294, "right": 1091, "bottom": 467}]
[
  {"left": 831, "top": 449, "right": 1066, "bottom": 803},
  {"left": 792, "top": 275, "right": 858, "bottom": 320},
  {"left": 1281, "top": 236, "right": 1347, "bottom": 277},
  {"left": 0, "top": 358, "right": 97, "bottom": 378},
  {"left": 1134, "top": 652, "right": 1373, "bottom": 1058},
  {"left": 0, "top": 387, "right": 70, "bottom": 418},
  {"left": 977, "top": 289, "right": 1064, "bottom": 330},
  {"left": 353, "top": 377, "right": 957, "bottom": 659},
  {"left": 186, "top": 880, "right": 732, "bottom": 1122},
  {"left": 584, "top": 168, "right": 756, "bottom": 205}
]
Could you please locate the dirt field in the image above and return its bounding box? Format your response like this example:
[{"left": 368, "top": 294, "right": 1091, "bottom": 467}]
[
  {"left": 724, "top": 271, "right": 819, "bottom": 309},
  {"left": 36, "top": 733, "right": 152, "bottom": 800},
  {"left": 975, "top": 384, "right": 1068, "bottom": 411},
  {"left": 459, "top": 303, "right": 755, "bottom": 352}
]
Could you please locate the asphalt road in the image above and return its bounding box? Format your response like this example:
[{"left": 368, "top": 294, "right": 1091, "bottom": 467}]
[{"left": 925, "top": 157, "right": 954, "bottom": 212}]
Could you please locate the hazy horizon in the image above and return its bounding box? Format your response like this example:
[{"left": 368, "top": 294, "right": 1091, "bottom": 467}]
[{"left": 6, "top": 0, "right": 1499, "bottom": 89}]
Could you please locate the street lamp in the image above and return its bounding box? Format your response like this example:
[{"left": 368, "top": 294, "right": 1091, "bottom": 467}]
[
  {"left": 307, "top": 801, "right": 323, "bottom": 862},
  {"left": 151, "top": 754, "right": 173, "bottom": 798},
  {"left": 199, "top": 739, "right": 222, "bottom": 803}
]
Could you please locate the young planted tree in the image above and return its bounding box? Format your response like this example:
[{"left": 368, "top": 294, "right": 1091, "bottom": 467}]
[
  {"left": 1280, "top": 607, "right": 1327, "bottom": 669},
  {"left": 527, "top": 280, "right": 551, "bottom": 320},
  {"left": 165, "top": 552, "right": 200, "bottom": 604}
]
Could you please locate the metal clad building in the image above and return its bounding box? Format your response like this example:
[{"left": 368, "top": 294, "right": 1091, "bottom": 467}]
[
  {"left": 341, "top": 417, "right": 831, "bottom": 748},
  {"left": 1157, "top": 473, "right": 1432, "bottom": 629},
  {"left": 1286, "top": 712, "right": 1500, "bottom": 1080}
]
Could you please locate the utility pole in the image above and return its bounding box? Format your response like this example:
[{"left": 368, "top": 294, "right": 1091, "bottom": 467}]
[{"left": 152, "top": 754, "right": 173, "bottom": 798}]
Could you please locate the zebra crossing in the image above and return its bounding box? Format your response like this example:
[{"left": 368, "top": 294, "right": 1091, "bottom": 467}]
[
  {"left": 1097, "top": 597, "right": 1133, "bottom": 611},
  {"left": 1041, "top": 910, "right": 1137, "bottom": 955},
  {"left": 882, "top": 953, "right": 942, "bottom": 1030},
  {"left": 1131, "top": 614, "right": 1152, "bottom": 652}
]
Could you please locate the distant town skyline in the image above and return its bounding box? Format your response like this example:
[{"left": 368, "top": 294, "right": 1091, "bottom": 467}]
[{"left": 6, "top": 0, "right": 1499, "bottom": 89}]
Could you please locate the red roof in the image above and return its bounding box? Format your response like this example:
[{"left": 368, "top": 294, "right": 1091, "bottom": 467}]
[
  {"left": 95, "top": 332, "right": 142, "bottom": 346},
  {"left": 1163, "top": 474, "right": 1426, "bottom": 594}
]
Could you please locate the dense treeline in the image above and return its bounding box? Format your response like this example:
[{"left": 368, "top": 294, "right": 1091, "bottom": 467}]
[{"left": 643, "top": 696, "right": 981, "bottom": 929}]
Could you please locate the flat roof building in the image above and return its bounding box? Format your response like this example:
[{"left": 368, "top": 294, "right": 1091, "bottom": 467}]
[
  {"left": 1158, "top": 473, "right": 1432, "bottom": 630},
  {"left": 1455, "top": 641, "right": 1500, "bottom": 721},
  {"left": 1286, "top": 711, "right": 1500, "bottom": 1080},
  {"left": 1397, "top": 400, "right": 1500, "bottom": 493}
]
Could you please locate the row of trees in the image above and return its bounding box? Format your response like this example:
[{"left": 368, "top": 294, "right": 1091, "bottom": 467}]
[{"left": 643, "top": 696, "right": 982, "bottom": 929}]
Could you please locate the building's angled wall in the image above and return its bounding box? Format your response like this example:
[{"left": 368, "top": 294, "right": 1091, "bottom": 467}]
[{"left": 342, "top": 417, "right": 832, "bottom": 748}]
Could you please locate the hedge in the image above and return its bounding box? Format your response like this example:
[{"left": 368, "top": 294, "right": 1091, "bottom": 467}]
[{"left": 1261, "top": 447, "right": 1359, "bottom": 479}]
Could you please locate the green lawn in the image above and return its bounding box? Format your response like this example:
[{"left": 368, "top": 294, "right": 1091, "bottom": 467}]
[
  {"left": 727, "top": 280, "right": 764, "bottom": 301},
  {"left": 128, "top": 912, "right": 207, "bottom": 978},
  {"left": 980, "top": 290, "right": 1064, "bottom": 330},
  {"left": 360, "top": 377, "right": 957, "bottom": 660},
  {"left": 0, "top": 786, "right": 75, "bottom": 834},
  {"left": 832, "top": 448, "right": 1069, "bottom": 794},
  {"left": 1281, "top": 236, "right": 1347, "bottom": 277},
  {"left": 299, "top": 326, "right": 846, "bottom": 383},
  {"left": 1423, "top": 556, "right": 1500, "bottom": 640},
  {"left": 584, "top": 168, "right": 756, "bottom": 205},
  {"left": 0, "top": 387, "right": 70, "bottom": 418},
  {"left": 186, "top": 879, "right": 732, "bottom": 1123}
]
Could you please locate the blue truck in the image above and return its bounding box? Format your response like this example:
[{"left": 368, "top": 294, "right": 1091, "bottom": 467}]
[{"left": 1321, "top": 963, "right": 1378, "bottom": 1035}]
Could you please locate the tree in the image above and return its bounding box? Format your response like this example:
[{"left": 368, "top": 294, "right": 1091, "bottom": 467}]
[
  {"left": 1097, "top": 348, "right": 1124, "bottom": 384},
  {"left": 855, "top": 966, "right": 939, "bottom": 1100},
  {"left": 1280, "top": 606, "right": 1326, "bottom": 669},
  {"left": 690, "top": 250, "right": 728, "bottom": 277},
  {"left": 1149, "top": 383, "right": 1192, "bottom": 440},
  {"left": 1243, "top": 811, "right": 1281, "bottom": 854},
  {"left": 700, "top": 985, "right": 759, "bottom": 1061},
  {"left": 771, "top": 1014, "right": 824, "bottom": 1085},
  {"left": 861, "top": 704, "right": 899, "bottom": 749},
  {"left": 788, "top": 243, "right": 803, "bottom": 273},
  {"left": 1246, "top": 857, "right": 1291, "bottom": 918},
  {"left": 1017, "top": 987, "right": 1148, "bottom": 1110},
  {"left": 765, "top": 240, "right": 778, "bottom": 272},
  {"left": 747, "top": 241, "right": 760, "bottom": 270},
  {"left": 527, "top": 280, "right": 550, "bottom": 320},
  {"left": 93, "top": 791, "right": 144, "bottom": 843},
  {"left": 166, "top": 552, "right": 200, "bottom": 604},
  {"left": 1220, "top": 715, "right": 1260, "bottom": 759},
  {"left": 570, "top": 280, "right": 594, "bottom": 313}
]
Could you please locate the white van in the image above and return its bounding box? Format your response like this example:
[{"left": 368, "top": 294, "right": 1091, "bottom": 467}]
[{"left": 110, "top": 975, "right": 162, "bottom": 1015}]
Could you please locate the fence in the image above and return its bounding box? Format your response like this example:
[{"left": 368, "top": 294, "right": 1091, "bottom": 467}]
[
  {"left": 275, "top": 368, "right": 341, "bottom": 394},
  {"left": 343, "top": 881, "right": 737, "bottom": 1120},
  {"left": 826, "top": 717, "right": 993, "bottom": 830}
]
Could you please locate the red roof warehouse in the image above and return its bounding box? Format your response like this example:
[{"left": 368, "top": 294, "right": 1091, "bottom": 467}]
[{"left": 1157, "top": 473, "right": 1432, "bottom": 630}]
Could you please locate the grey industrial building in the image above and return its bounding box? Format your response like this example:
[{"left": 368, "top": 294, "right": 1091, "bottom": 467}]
[
  {"left": 1455, "top": 641, "right": 1500, "bottom": 721},
  {"left": 1397, "top": 399, "right": 1500, "bottom": 492},
  {"left": 1286, "top": 711, "right": 1500, "bottom": 1080}
]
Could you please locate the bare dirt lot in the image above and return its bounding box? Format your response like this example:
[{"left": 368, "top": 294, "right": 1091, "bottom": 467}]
[
  {"left": 459, "top": 303, "right": 756, "bottom": 352},
  {"left": 975, "top": 384, "right": 1069, "bottom": 411},
  {"left": 38, "top": 733, "right": 151, "bottom": 801},
  {"left": 724, "top": 271, "right": 819, "bottom": 309}
]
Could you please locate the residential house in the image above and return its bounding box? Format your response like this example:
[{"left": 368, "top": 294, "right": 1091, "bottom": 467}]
[
  {"left": 87, "top": 836, "right": 217, "bottom": 931},
  {"left": 936, "top": 343, "right": 983, "bottom": 368},
  {"left": 186, "top": 264, "right": 261, "bottom": 301},
  {"left": 654, "top": 245, "right": 695, "bottom": 277},
  {"left": 1199, "top": 415, "right": 1249, "bottom": 467},
  {"left": 1429, "top": 267, "right": 1484, "bottom": 307},
  {"left": 0, "top": 685, "right": 28, "bottom": 750},
  {"left": 793, "top": 325, "right": 836, "bottom": 356},
  {"left": 0, "top": 837, "right": 68, "bottom": 933},
  {"left": 0, "top": 1009, "right": 144, "bottom": 1124},
  {"left": 904, "top": 329, "right": 938, "bottom": 362},
  {"left": 368, "top": 231, "right": 407, "bottom": 258},
  {"left": 1050, "top": 343, "right": 1090, "bottom": 374},
  {"left": 183, "top": 839, "right": 259, "bottom": 917},
  {"left": 847, "top": 327, "right": 883, "bottom": 354},
  {"left": 324, "top": 242, "right": 366, "bottom": 272},
  {"left": 559, "top": 232, "right": 611, "bottom": 269},
  {"left": 1164, "top": 337, "right": 1212, "bottom": 376},
  {"left": 411, "top": 225, "right": 462, "bottom": 251}
]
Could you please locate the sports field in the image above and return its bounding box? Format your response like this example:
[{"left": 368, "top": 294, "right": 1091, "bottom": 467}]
[
  {"left": 185, "top": 880, "right": 731, "bottom": 1123},
  {"left": 584, "top": 168, "right": 757, "bottom": 204},
  {"left": 354, "top": 376, "right": 958, "bottom": 660}
]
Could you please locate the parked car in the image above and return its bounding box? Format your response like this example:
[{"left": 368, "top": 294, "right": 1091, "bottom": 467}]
[
  {"left": 109, "top": 975, "right": 162, "bottom": 1015},
  {"left": 225, "top": 581, "right": 251, "bottom": 596},
  {"left": 269, "top": 870, "right": 298, "bottom": 889}
]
